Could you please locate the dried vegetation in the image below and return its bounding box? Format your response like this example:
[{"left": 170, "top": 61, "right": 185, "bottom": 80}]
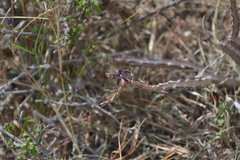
[{"left": 0, "top": 0, "right": 240, "bottom": 159}]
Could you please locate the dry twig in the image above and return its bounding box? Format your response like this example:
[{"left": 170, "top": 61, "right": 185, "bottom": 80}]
[{"left": 220, "top": 0, "right": 240, "bottom": 66}]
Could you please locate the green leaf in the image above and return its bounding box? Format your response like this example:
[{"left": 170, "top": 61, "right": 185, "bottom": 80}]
[
  {"left": 7, "top": 140, "right": 13, "bottom": 146},
  {"left": 84, "top": 42, "right": 95, "bottom": 54},
  {"left": 13, "top": 44, "right": 35, "bottom": 55},
  {"left": 66, "top": 15, "right": 72, "bottom": 20},
  {"left": 30, "top": 27, "right": 38, "bottom": 32},
  {"left": 21, "top": 123, "right": 28, "bottom": 131},
  {"left": 80, "top": 0, "right": 88, "bottom": 7},
  {"left": 217, "top": 118, "right": 225, "bottom": 124},
  {"left": 23, "top": 133, "right": 28, "bottom": 137},
  {"left": 77, "top": 60, "right": 92, "bottom": 77},
  {"left": 84, "top": 44, "right": 91, "bottom": 55},
  {"left": 28, "top": 145, "right": 39, "bottom": 158},
  {"left": 85, "top": 8, "right": 90, "bottom": 16},
  {"left": 26, "top": 137, "right": 32, "bottom": 143},
  {"left": 77, "top": 0, "right": 88, "bottom": 11},
  {"left": 77, "top": 24, "right": 85, "bottom": 31},
  {"left": 33, "top": 125, "right": 41, "bottom": 132},
  {"left": 68, "top": 40, "right": 73, "bottom": 47},
  {"left": 24, "top": 118, "right": 35, "bottom": 123},
  {"left": 6, "top": 123, "right": 14, "bottom": 133},
  {"left": 21, "top": 145, "right": 27, "bottom": 150},
  {"left": 91, "top": 0, "right": 102, "bottom": 13}
]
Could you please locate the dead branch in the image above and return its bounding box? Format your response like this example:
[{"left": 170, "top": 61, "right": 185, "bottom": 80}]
[
  {"left": 220, "top": 0, "right": 240, "bottom": 66},
  {"left": 229, "top": 0, "right": 240, "bottom": 38},
  {"left": 102, "top": 67, "right": 240, "bottom": 105},
  {"left": 114, "top": 57, "right": 206, "bottom": 71}
]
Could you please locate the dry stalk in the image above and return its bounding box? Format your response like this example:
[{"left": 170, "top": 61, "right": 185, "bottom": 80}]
[
  {"left": 220, "top": 0, "right": 240, "bottom": 66},
  {"left": 101, "top": 64, "right": 240, "bottom": 105},
  {"left": 114, "top": 57, "right": 206, "bottom": 71},
  {"left": 113, "top": 57, "right": 240, "bottom": 88},
  {"left": 127, "top": 78, "right": 212, "bottom": 91}
]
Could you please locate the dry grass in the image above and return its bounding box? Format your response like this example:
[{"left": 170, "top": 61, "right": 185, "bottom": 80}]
[{"left": 0, "top": 0, "right": 240, "bottom": 159}]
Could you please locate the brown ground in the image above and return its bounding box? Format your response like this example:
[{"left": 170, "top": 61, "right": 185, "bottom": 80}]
[{"left": 0, "top": 0, "right": 240, "bottom": 159}]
